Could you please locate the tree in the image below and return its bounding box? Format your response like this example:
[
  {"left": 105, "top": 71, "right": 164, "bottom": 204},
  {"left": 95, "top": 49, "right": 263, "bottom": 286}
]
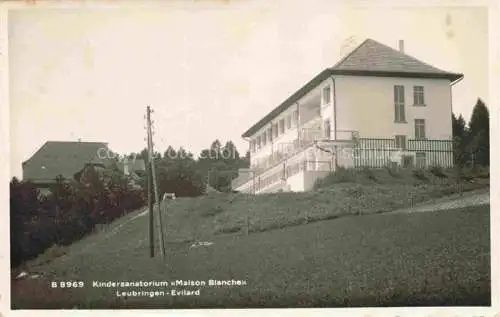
[
  {"left": 452, "top": 113, "right": 468, "bottom": 166},
  {"left": 163, "top": 146, "right": 177, "bottom": 160},
  {"left": 467, "top": 98, "right": 489, "bottom": 166},
  {"left": 139, "top": 148, "right": 149, "bottom": 161},
  {"left": 222, "top": 141, "right": 239, "bottom": 161},
  {"left": 210, "top": 139, "right": 222, "bottom": 159}
]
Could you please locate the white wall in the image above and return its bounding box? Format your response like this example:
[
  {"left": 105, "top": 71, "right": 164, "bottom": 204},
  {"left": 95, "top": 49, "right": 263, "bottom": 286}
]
[
  {"left": 286, "top": 171, "right": 305, "bottom": 192},
  {"left": 334, "top": 75, "right": 453, "bottom": 140},
  {"left": 303, "top": 171, "right": 330, "bottom": 191}
]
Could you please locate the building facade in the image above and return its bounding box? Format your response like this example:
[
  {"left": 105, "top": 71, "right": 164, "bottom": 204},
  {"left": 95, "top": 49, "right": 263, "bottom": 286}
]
[{"left": 232, "top": 39, "right": 463, "bottom": 194}]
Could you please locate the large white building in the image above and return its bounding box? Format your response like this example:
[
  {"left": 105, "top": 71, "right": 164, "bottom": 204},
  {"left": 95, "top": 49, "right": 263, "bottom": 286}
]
[{"left": 232, "top": 38, "right": 464, "bottom": 194}]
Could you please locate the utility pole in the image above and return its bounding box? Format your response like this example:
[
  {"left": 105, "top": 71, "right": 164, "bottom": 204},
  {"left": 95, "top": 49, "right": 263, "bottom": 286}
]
[
  {"left": 147, "top": 158, "right": 154, "bottom": 258},
  {"left": 146, "top": 110, "right": 154, "bottom": 258},
  {"left": 146, "top": 106, "right": 166, "bottom": 257}
]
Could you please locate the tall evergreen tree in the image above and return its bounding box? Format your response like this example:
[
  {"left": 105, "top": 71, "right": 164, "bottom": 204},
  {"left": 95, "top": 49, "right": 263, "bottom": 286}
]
[
  {"left": 210, "top": 139, "right": 222, "bottom": 159},
  {"left": 452, "top": 113, "right": 468, "bottom": 166},
  {"left": 467, "top": 98, "right": 489, "bottom": 166}
]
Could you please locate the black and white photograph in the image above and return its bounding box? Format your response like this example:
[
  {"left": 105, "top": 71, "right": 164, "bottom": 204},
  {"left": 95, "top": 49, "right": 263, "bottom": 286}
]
[{"left": 4, "top": 0, "right": 493, "bottom": 312}]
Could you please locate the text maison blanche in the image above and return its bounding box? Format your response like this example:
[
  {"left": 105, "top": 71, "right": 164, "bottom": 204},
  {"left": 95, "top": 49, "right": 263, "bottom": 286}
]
[{"left": 171, "top": 280, "right": 247, "bottom": 287}]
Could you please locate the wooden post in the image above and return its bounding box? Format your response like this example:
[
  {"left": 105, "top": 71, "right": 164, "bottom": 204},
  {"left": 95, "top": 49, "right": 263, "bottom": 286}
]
[
  {"left": 146, "top": 106, "right": 166, "bottom": 258},
  {"left": 146, "top": 107, "right": 154, "bottom": 258}
]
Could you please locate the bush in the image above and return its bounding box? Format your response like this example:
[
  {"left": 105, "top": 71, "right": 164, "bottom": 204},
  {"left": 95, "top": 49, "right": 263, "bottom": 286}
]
[
  {"left": 385, "top": 164, "right": 402, "bottom": 178},
  {"left": 362, "top": 167, "right": 378, "bottom": 182},
  {"left": 470, "top": 166, "right": 490, "bottom": 179},
  {"left": 428, "top": 165, "right": 447, "bottom": 178},
  {"left": 10, "top": 172, "right": 147, "bottom": 268},
  {"left": 412, "top": 169, "right": 429, "bottom": 181},
  {"left": 313, "top": 167, "right": 357, "bottom": 189}
]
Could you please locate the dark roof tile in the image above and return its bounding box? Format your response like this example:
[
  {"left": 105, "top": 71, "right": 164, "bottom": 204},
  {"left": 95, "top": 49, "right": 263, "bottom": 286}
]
[{"left": 332, "top": 39, "right": 455, "bottom": 74}]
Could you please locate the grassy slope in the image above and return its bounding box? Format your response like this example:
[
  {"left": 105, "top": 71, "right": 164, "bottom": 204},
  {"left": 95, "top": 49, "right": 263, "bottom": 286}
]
[
  {"left": 12, "top": 168, "right": 490, "bottom": 308},
  {"left": 12, "top": 204, "right": 490, "bottom": 308},
  {"left": 161, "top": 167, "right": 489, "bottom": 241}
]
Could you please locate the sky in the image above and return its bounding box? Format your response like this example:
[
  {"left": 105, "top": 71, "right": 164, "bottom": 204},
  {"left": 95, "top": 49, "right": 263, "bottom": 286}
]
[{"left": 8, "top": 1, "right": 488, "bottom": 179}]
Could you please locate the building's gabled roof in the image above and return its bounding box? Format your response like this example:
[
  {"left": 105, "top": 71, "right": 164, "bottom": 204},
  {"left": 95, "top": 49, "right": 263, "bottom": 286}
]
[
  {"left": 22, "top": 141, "right": 112, "bottom": 182},
  {"left": 331, "top": 38, "right": 460, "bottom": 75},
  {"left": 242, "top": 38, "right": 464, "bottom": 138}
]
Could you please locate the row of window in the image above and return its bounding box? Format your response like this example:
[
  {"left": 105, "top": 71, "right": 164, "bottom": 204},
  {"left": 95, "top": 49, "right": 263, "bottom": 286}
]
[
  {"left": 394, "top": 85, "right": 426, "bottom": 122},
  {"left": 250, "top": 110, "right": 299, "bottom": 153}
]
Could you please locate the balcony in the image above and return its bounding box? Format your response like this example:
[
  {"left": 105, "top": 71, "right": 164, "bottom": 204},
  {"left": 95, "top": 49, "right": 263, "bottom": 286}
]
[{"left": 233, "top": 137, "right": 359, "bottom": 191}]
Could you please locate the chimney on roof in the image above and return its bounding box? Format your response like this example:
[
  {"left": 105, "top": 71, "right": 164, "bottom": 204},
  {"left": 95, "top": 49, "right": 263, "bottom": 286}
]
[{"left": 398, "top": 40, "right": 405, "bottom": 53}]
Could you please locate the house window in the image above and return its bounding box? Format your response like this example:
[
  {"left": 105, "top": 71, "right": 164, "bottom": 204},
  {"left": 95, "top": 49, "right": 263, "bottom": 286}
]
[
  {"left": 293, "top": 110, "right": 299, "bottom": 126},
  {"left": 413, "top": 86, "right": 425, "bottom": 105},
  {"left": 256, "top": 136, "right": 261, "bottom": 149},
  {"left": 267, "top": 127, "right": 273, "bottom": 142},
  {"left": 414, "top": 119, "right": 426, "bottom": 139},
  {"left": 324, "top": 119, "right": 331, "bottom": 139},
  {"left": 251, "top": 140, "right": 255, "bottom": 153},
  {"left": 274, "top": 123, "right": 279, "bottom": 138},
  {"left": 279, "top": 119, "right": 285, "bottom": 134},
  {"left": 262, "top": 131, "right": 267, "bottom": 146},
  {"left": 394, "top": 85, "right": 406, "bottom": 123},
  {"left": 416, "top": 152, "right": 426, "bottom": 169},
  {"left": 395, "top": 135, "right": 407, "bottom": 150},
  {"left": 323, "top": 85, "right": 331, "bottom": 105},
  {"left": 286, "top": 115, "right": 292, "bottom": 129}
]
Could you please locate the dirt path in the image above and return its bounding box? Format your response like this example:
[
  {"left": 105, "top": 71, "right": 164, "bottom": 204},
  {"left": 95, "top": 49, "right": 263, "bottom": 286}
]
[{"left": 391, "top": 188, "right": 490, "bottom": 214}]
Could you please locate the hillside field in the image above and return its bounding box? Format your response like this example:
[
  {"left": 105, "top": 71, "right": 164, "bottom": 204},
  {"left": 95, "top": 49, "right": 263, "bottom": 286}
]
[{"left": 11, "top": 167, "right": 490, "bottom": 308}]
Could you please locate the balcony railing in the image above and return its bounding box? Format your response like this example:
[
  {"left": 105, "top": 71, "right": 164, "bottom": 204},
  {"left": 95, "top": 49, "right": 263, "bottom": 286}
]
[{"left": 232, "top": 127, "right": 360, "bottom": 190}]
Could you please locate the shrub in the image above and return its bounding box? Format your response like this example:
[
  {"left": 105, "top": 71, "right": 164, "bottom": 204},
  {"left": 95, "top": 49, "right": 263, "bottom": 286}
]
[
  {"left": 428, "top": 165, "right": 447, "bottom": 178},
  {"left": 361, "top": 167, "right": 378, "bottom": 182},
  {"left": 313, "top": 167, "right": 357, "bottom": 189},
  {"left": 385, "top": 164, "right": 402, "bottom": 178},
  {"left": 470, "top": 165, "right": 490, "bottom": 179},
  {"left": 412, "top": 169, "right": 429, "bottom": 181},
  {"left": 10, "top": 171, "right": 147, "bottom": 268}
]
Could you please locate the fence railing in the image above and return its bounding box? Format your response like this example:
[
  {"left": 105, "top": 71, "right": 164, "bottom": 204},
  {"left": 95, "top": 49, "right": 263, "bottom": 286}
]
[
  {"left": 351, "top": 138, "right": 454, "bottom": 168},
  {"left": 236, "top": 134, "right": 454, "bottom": 190}
]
